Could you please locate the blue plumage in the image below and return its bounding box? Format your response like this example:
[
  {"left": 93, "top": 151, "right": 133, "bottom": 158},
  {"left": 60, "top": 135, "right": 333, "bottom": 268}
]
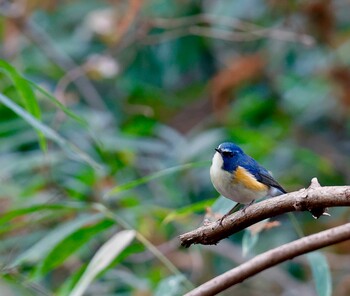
[
  {"left": 215, "top": 142, "right": 286, "bottom": 194},
  {"left": 210, "top": 142, "right": 286, "bottom": 223}
]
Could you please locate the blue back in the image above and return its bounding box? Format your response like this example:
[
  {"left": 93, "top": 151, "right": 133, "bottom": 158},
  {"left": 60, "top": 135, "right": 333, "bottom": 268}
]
[
  {"left": 218, "top": 142, "right": 266, "bottom": 174},
  {"left": 217, "top": 142, "right": 286, "bottom": 193}
]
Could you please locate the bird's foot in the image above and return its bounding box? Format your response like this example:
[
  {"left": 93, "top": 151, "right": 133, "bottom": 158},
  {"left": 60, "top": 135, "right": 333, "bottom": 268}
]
[
  {"left": 218, "top": 213, "right": 229, "bottom": 226},
  {"left": 242, "top": 200, "right": 255, "bottom": 213}
]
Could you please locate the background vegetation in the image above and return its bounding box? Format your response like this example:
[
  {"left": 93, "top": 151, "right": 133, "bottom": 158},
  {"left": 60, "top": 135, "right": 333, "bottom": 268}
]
[{"left": 0, "top": 0, "right": 350, "bottom": 295}]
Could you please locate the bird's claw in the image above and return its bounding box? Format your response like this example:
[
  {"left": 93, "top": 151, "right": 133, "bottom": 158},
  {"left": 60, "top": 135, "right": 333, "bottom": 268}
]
[{"left": 218, "top": 214, "right": 228, "bottom": 226}]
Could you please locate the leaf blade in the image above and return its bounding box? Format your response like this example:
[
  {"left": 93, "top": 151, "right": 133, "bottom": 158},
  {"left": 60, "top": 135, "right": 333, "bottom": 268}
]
[
  {"left": 70, "top": 230, "right": 136, "bottom": 296},
  {"left": 0, "top": 92, "right": 102, "bottom": 170},
  {"left": 105, "top": 161, "right": 209, "bottom": 197},
  {"left": 36, "top": 219, "right": 115, "bottom": 277},
  {"left": 12, "top": 214, "right": 104, "bottom": 268},
  {"left": 0, "top": 59, "right": 46, "bottom": 151},
  {"left": 307, "top": 251, "right": 332, "bottom": 296},
  {"left": 26, "top": 79, "right": 87, "bottom": 126}
]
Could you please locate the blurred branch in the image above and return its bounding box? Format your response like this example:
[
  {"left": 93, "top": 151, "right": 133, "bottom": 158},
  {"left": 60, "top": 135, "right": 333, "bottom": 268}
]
[
  {"left": 143, "top": 14, "right": 315, "bottom": 45},
  {"left": 113, "top": 0, "right": 143, "bottom": 43},
  {"left": 12, "top": 18, "right": 108, "bottom": 111},
  {"left": 204, "top": 241, "right": 314, "bottom": 295},
  {"left": 184, "top": 222, "right": 350, "bottom": 296},
  {"left": 189, "top": 26, "right": 314, "bottom": 44},
  {"left": 295, "top": 127, "right": 350, "bottom": 182},
  {"left": 179, "top": 178, "right": 350, "bottom": 247}
]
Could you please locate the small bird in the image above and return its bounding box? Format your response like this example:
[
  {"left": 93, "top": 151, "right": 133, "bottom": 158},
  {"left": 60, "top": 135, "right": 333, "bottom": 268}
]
[{"left": 210, "top": 142, "right": 286, "bottom": 224}]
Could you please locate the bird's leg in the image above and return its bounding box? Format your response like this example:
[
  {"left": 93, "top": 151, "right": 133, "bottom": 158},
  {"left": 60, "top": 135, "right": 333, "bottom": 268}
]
[
  {"left": 242, "top": 199, "right": 255, "bottom": 213},
  {"left": 218, "top": 202, "right": 241, "bottom": 226}
]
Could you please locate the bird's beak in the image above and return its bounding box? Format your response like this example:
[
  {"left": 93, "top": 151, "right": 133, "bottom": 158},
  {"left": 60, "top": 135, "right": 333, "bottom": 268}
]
[{"left": 215, "top": 148, "right": 220, "bottom": 153}]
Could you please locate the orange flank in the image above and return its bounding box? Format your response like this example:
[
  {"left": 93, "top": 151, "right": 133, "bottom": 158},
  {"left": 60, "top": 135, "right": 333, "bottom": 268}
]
[{"left": 233, "top": 166, "right": 268, "bottom": 191}]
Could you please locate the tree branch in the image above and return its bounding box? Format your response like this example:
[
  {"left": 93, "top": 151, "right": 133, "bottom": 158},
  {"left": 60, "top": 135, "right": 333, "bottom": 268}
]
[
  {"left": 184, "top": 222, "right": 350, "bottom": 296},
  {"left": 179, "top": 178, "right": 350, "bottom": 247},
  {"left": 12, "top": 18, "right": 108, "bottom": 111}
]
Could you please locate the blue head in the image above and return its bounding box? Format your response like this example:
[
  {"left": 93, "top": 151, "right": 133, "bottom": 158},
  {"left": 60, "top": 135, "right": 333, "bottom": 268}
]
[{"left": 214, "top": 142, "right": 244, "bottom": 173}]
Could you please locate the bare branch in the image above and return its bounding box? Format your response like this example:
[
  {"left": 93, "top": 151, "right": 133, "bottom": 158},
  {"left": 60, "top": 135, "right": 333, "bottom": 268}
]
[
  {"left": 147, "top": 13, "right": 315, "bottom": 46},
  {"left": 184, "top": 222, "right": 350, "bottom": 296},
  {"left": 179, "top": 179, "right": 350, "bottom": 247},
  {"left": 12, "top": 18, "right": 108, "bottom": 111}
]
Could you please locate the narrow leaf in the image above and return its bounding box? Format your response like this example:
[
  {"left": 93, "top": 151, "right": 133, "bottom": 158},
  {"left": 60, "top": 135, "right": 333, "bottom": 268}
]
[
  {"left": 12, "top": 214, "right": 103, "bottom": 267},
  {"left": 0, "top": 202, "right": 86, "bottom": 226},
  {"left": 36, "top": 219, "right": 115, "bottom": 276},
  {"left": 163, "top": 198, "right": 216, "bottom": 224},
  {"left": 105, "top": 161, "right": 209, "bottom": 197},
  {"left": 26, "top": 79, "right": 87, "bottom": 125},
  {"left": 0, "top": 92, "right": 102, "bottom": 170},
  {"left": 70, "top": 230, "right": 136, "bottom": 296},
  {"left": 307, "top": 251, "right": 332, "bottom": 296},
  {"left": 0, "top": 59, "right": 46, "bottom": 151}
]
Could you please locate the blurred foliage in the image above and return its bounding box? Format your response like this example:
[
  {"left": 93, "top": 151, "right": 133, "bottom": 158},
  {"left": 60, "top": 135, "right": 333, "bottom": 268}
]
[{"left": 0, "top": 0, "right": 350, "bottom": 295}]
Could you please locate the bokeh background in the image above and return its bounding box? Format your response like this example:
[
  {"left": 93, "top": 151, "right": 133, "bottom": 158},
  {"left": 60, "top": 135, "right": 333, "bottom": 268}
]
[{"left": 1, "top": 0, "right": 350, "bottom": 295}]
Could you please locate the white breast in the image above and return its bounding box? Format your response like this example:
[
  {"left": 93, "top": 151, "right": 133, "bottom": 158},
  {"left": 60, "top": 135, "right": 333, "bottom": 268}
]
[{"left": 210, "top": 152, "right": 268, "bottom": 204}]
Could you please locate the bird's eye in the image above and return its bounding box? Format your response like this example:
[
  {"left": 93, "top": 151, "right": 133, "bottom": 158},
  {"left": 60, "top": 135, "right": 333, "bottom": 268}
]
[{"left": 222, "top": 151, "right": 234, "bottom": 157}]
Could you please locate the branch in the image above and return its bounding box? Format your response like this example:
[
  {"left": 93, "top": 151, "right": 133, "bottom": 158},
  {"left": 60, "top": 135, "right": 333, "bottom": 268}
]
[
  {"left": 12, "top": 18, "right": 108, "bottom": 111},
  {"left": 179, "top": 179, "right": 350, "bottom": 247},
  {"left": 146, "top": 13, "right": 315, "bottom": 46},
  {"left": 184, "top": 222, "right": 350, "bottom": 296}
]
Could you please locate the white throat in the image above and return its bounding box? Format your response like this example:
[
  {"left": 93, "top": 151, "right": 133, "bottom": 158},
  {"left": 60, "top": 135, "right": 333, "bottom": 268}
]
[
  {"left": 211, "top": 151, "right": 223, "bottom": 171},
  {"left": 210, "top": 151, "right": 266, "bottom": 204}
]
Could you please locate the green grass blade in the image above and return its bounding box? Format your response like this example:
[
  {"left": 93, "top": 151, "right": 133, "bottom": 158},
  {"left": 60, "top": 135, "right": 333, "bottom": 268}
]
[
  {"left": 0, "top": 92, "right": 102, "bottom": 170},
  {"left": 163, "top": 198, "right": 216, "bottom": 224},
  {"left": 105, "top": 161, "right": 209, "bottom": 197},
  {"left": 70, "top": 230, "right": 136, "bottom": 296},
  {"left": 0, "top": 202, "right": 87, "bottom": 226},
  {"left": 35, "top": 219, "right": 115, "bottom": 277},
  {"left": 26, "top": 79, "right": 87, "bottom": 126},
  {"left": 0, "top": 59, "right": 46, "bottom": 151},
  {"left": 57, "top": 264, "right": 87, "bottom": 296},
  {"left": 12, "top": 214, "right": 104, "bottom": 268},
  {"left": 92, "top": 203, "right": 194, "bottom": 291}
]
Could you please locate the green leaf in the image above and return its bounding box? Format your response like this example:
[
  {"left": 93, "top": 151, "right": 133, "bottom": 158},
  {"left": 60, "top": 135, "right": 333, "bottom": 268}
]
[
  {"left": 0, "top": 202, "right": 86, "bottom": 226},
  {"left": 0, "top": 59, "right": 46, "bottom": 151},
  {"left": 163, "top": 198, "right": 216, "bottom": 224},
  {"left": 26, "top": 79, "right": 87, "bottom": 126},
  {"left": 105, "top": 161, "right": 209, "bottom": 197},
  {"left": 57, "top": 264, "right": 87, "bottom": 296},
  {"left": 70, "top": 230, "right": 136, "bottom": 296},
  {"left": 0, "top": 92, "right": 102, "bottom": 170},
  {"left": 154, "top": 275, "right": 188, "bottom": 296},
  {"left": 12, "top": 214, "right": 103, "bottom": 268},
  {"left": 307, "top": 251, "right": 332, "bottom": 296},
  {"left": 35, "top": 219, "right": 115, "bottom": 277}
]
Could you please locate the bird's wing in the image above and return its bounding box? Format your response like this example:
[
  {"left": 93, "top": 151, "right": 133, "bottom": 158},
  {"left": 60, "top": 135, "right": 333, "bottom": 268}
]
[
  {"left": 255, "top": 170, "right": 286, "bottom": 194},
  {"left": 240, "top": 156, "right": 287, "bottom": 194}
]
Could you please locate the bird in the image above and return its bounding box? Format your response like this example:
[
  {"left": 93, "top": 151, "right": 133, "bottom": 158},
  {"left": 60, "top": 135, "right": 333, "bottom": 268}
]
[{"left": 210, "top": 142, "right": 286, "bottom": 224}]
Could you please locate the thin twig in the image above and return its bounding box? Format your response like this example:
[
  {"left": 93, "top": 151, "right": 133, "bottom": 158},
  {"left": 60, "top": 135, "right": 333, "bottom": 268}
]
[
  {"left": 146, "top": 13, "right": 315, "bottom": 46},
  {"left": 179, "top": 178, "right": 350, "bottom": 247},
  {"left": 13, "top": 18, "right": 108, "bottom": 111},
  {"left": 185, "top": 222, "right": 350, "bottom": 296}
]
